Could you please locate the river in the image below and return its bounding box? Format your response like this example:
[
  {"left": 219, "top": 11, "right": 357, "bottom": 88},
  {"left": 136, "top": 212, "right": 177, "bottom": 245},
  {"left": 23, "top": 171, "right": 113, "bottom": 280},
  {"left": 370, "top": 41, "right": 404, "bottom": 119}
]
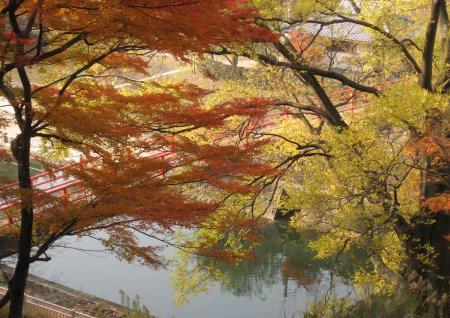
[
  {"left": 26, "top": 223, "right": 360, "bottom": 318},
  {"left": 1, "top": 161, "right": 360, "bottom": 318}
]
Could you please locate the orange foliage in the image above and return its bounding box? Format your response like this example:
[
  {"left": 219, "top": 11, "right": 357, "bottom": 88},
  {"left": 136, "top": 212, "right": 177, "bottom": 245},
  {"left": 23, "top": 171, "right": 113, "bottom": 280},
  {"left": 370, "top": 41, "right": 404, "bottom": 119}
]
[
  {"left": 288, "top": 31, "right": 325, "bottom": 63},
  {"left": 423, "top": 194, "right": 450, "bottom": 213},
  {"left": 0, "top": 0, "right": 277, "bottom": 265},
  {"left": 21, "top": 84, "right": 275, "bottom": 263},
  {"left": 0, "top": 0, "right": 276, "bottom": 67},
  {"left": 407, "top": 134, "right": 450, "bottom": 158},
  {"left": 100, "top": 52, "right": 150, "bottom": 75},
  {"left": 444, "top": 234, "right": 450, "bottom": 244},
  {"left": 0, "top": 148, "right": 11, "bottom": 161}
]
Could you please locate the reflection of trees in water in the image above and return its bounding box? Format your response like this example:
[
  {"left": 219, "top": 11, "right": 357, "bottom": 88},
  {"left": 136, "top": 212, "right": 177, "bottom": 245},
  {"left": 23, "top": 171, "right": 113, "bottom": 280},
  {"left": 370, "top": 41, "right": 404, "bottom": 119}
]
[
  {"left": 214, "top": 223, "right": 363, "bottom": 299},
  {"left": 215, "top": 224, "right": 286, "bottom": 299},
  {"left": 281, "top": 260, "right": 316, "bottom": 293},
  {"left": 172, "top": 222, "right": 368, "bottom": 308},
  {"left": 279, "top": 226, "right": 323, "bottom": 296},
  {"left": 173, "top": 223, "right": 429, "bottom": 317}
]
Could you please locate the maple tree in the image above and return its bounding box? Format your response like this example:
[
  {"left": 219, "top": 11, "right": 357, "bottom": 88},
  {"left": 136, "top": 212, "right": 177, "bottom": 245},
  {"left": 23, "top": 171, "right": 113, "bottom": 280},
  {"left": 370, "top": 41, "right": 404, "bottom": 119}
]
[{"left": 0, "top": 0, "right": 277, "bottom": 316}]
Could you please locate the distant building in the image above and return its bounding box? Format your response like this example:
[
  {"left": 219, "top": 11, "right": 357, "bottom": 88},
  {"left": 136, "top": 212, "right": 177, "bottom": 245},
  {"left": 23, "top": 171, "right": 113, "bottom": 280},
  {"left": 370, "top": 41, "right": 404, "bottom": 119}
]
[{"left": 286, "top": 21, "right": 372, "bottom": 73}]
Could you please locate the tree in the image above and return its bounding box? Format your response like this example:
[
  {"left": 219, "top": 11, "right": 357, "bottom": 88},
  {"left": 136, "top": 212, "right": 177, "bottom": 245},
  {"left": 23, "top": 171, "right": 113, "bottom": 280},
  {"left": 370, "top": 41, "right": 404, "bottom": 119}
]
[
  {"left": 0, "top": 1, "right": 276, "bottom": 316},
  {"left": 204, "top": 0, "right": 449, "bottom": 311}
]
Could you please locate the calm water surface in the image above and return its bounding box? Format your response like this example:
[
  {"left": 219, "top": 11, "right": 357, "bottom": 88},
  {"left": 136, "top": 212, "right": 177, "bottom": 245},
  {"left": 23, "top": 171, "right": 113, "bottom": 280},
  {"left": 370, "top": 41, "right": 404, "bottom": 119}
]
[
  {"left": 0, "top": 160, "right": 44, "bottom": 181},
  {"left": 1, "top": 161, "right": 359, "bottom": 318},
  {"left": 28, "top": 224, "right": 358, "bottom": 318}
]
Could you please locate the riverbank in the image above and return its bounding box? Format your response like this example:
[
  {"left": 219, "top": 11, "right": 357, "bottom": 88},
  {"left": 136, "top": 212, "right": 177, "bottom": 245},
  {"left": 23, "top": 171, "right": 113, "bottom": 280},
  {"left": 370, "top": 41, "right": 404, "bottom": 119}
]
[{"left": 0, "top": 266, "right": 155, "bottom": 318}]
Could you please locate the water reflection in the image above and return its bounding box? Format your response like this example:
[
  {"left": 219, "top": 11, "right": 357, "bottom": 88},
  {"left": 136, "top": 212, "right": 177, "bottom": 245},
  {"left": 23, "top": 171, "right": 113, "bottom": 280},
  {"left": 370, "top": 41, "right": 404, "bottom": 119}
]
[
  {"left": 0, "top": 160, "right": 44, "bottom": 183},
  {"left": 25, "top": 222, "right": 361, "bottom": 318},
  {"left": 171, "top": 223, "right": 361, "bottom": 317},
  {"left": 218, "top": 224, "right": 331, "bottom": 298}
]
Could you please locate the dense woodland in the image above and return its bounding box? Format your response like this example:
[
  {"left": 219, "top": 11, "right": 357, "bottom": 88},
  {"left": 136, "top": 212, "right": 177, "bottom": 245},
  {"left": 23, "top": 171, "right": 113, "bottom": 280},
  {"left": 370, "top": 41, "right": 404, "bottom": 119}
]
[{"left": 0, "top": 0, "right": 448, "bottom": 317}]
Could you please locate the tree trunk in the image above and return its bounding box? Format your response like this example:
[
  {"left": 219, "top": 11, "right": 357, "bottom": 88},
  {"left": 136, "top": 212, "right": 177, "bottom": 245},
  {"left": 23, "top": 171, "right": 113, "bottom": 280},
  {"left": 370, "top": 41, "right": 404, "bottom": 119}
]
[
  {"left": 406, "top": 213, "right": 450, "bottom": 294},
  {"left": 409, "top": 0, "right": 450, "bottom": 303},
  {"left": 231, "top": 54, "right": 238, "bottom": 68},
  {"left": 416, "top": 154, "right": 450, "bottom": 294},
  {"left": 7, "top": 133, "right": 33, "bottom": 317},
  {"left": 400, "top": 118, "right": 450, "bottom": 313}
]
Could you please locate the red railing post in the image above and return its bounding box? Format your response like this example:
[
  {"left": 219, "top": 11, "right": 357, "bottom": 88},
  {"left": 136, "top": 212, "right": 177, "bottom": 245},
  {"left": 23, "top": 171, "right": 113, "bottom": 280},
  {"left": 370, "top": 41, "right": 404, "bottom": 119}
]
[
  {"left": 61, "top": 188, "right": 68, "bottom": 211},
  {"left": 350, "top": 90, "right": 355, "bottom": 118},
  {"left": 283, "top": 106, "right": 289, "bottom": 118},
  {"left": 79, "top": 156, "right": 84, "bottom": 174},
  {"left": 7, "top": 213, "right": 13, "bottom": 225}
]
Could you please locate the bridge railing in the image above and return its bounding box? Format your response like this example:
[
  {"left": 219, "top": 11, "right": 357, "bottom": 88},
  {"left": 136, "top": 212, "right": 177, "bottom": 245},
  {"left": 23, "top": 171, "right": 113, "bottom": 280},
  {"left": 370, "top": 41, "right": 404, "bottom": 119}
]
[
  {"left": 0, "top": 148, "right": 177, "bottom": 228},
  {"left": 0, "top": 81, "right": 399, "bottom": 227}
]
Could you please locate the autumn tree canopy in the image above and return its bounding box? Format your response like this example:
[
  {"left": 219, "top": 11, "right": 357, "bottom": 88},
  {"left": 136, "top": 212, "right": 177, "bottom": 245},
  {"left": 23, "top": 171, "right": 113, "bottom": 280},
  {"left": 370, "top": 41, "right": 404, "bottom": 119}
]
[
  {"left": 0, "top": 0, "right": 448, "bottom": 316},
  {"left": 0, "top": 1, "right": 278, "bottom": 316}
]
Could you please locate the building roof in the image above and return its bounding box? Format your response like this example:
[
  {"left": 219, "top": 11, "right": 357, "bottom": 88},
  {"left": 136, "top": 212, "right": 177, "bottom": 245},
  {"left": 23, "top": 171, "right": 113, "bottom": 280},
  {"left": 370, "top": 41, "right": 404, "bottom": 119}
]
[{"left": 295, "top": 22, "right": 373, "bottom": 43}]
